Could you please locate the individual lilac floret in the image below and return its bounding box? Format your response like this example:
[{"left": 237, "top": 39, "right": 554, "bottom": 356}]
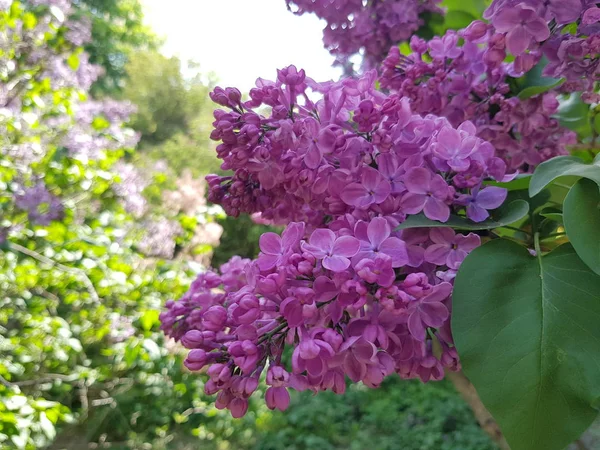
[
  {"left": 401, "top": 167, "right": 451, "bottom": 222},
  {"left": 424, "top": 229, "right": 481, "bottom": 269},
  {"left": 460, "top": 186, "right": 508, "bottom": 222},
  {"left": 301, "top": 229, "right": 360, "bottom": 272}
]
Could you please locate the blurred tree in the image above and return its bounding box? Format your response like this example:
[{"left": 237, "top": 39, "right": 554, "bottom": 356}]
[
  {"left": 122, "top": 51, "right": 212, "bottom": 146},
  {"left": 121, "top": 50, "right": 221, "bottom": 175},
  {"left": 72, "top": 0, "right": 159, "bottom": 95}
]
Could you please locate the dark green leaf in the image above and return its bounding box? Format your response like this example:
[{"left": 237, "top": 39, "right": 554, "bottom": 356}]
[
  {"left": 395, "top": 200, "right": 529, "bottom": 231},
  {"left": 453, "top": 240, "right": 600, "bottom": 450},
  {"left": 564, "top": 179, "right": 600, "bottom": 275},
  {"left": 518, "top": 78, "right": 564, "bottom": 100},
  {"left": 540, "top": 212, "right": 563, "bottom": 223},
  {"left": 529, "top": 156, "right": 600, "bottom": 197}
]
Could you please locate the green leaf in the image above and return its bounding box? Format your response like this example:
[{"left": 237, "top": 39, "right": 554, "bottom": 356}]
[
  {"left": 485, "top": 175, "right": 531, "bottom": 191},
  {"left": 518, "top": 79, "right": 564, "bottom": 100},
  {"left": 516, "top": 57, "right": 564, "bottom": 100},
  {"left": 453, "top": 240, "right": 600, "bottom": 450},
  {"left": 555, "top": 93, "right": 592, "bottom": 138},
  {"left": 529, "top": 156, "right": 600, "bottom": 197},
  {"left": 540, "top": 212, "right": 563, "bottom": 224},
  {"left": 564, "top": 179, "right": 600, "bottom": 275},
  {"left": 440, "top": 0, "right": 487, "bottom": 16},
  {"left": 140, "top": 310, "right": 159, "bottom": 331},
  {"left": 441, "top": 10, "right": 476, "bottom": 31},
  {"left": 395, "top": 200, "right": 529, "bottom": 231}
]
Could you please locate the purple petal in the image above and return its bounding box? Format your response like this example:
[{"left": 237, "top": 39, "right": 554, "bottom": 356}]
[
  {"left": 506, "top": 26, "right": 530, "bottom": 55},
  {"left": 344, "top": 354, "right": 366, "bottom": 382},
  {"left": 353, "top": 340, "right": 378, "bottom": 363},
  {"left": 377, "top": 153, "right": 399, "bottom": 177},
  {"left": 408, "top": 312, "right": 427, "bottom": 342},
  {"left": 308, "top": 229, "right": 336, "bottom": 253},
  {"left": 257, "top": 254, "right": 280, "bottom": 271},
  {"left": 447, "top": 249, "right": 468, "bottom": 270},
  {"left": 438, "top": 127, "right": 462, "bottom": 153},
  {"left": 259, "top": 232, "right": 282, "bottom": 255},
  {"left": 340, "top": 183, "right": 370, "bottom": 207},
  {"left": 424, "top": 197, "right": 450, "bottom": 222},
  {"left": 404, "top": 167, "right": 431, "bottom": 194},
  {"left": 361, "top": 166, "right": 383, "bottom": 191},
  {"left": 318, "top": 128, "right": 337, "bottom": 153},
  {"left": 429, "top": 228, "right": 455, "bottom": 245},
  {"left": 373, "top": 179, "right": 392, "bottom": 203},
  {"left": 493, "top": 8, "right": 520, "bottom": 32},
  {"left": 401, "top": 193, "right": 427, "bottom": 215},
  {"left": 305, "top": 144, "right": 322, "bottom": 169},
  {"left": 313, "top": 276, "right": 338, "bottom": 302},
  {"left": 429, "top": 174, "right": 449, "bottom": 198},
  {"left": 419, "top": 302, "right": 450, "bottom": 328},
  {"left": 333, "top": 236, "right": 360, "bottom": 258},
  {"left": 466, "top": 203, "right": 490, "bottom": 222},
  {"left": 424, "top": 244, "right": 452, "bottom": 266},
  {"left": 475, "top": 186, "right": 507, "bottom": 209},
  {"left": 282, "top": 222, "right": 305, "bottom": 249},
  {"left": 455, "top": 233, "right": 481, "bottom": 252},
  {"left": 323, "top": 255, "right": 351, "bottom": 272},
  {"left": 423, "top": 283, "right": 453, "bottom": 302},
  {"left": 525, "top": 18, "right": 550, "bottom": 42},
  {"left": 367, "top": 217, "right": 391, "bottom": 249},
  {"left": 305, "top": 357, "right": 325, "bottom": 376},
  {"left": 379, "top": 238, "right": 409, "bottom": 267}
]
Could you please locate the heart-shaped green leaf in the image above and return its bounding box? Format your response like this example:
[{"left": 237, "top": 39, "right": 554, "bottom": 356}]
[
  {"left": 529, "top": 156, "right": 600, "bottom": 197},
  {"left": 395, "top": 200, "right": 529, "bottom": 231},
  {"left": 564, "top": 179, "right": 600, "bottom": 275},
  {"left": 453, "top": 240, "right": 600, "bottom": 450}
]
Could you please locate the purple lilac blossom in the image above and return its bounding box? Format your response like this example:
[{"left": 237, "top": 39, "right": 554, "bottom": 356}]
[{"left": 161, "top": 67, "right": 511, "bottom": 418}]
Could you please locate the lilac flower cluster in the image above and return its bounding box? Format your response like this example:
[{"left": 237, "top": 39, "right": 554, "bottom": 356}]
[
  {"left": 285, "top": 0, "right": 443, "bottom": 71},
  {"left": 380, "top": 29, "right": 577, "bottom": 172},
  {"left": 207, "top": 66, "right": 509, "bottom": 225},
  {"left": 163, "top": 67, "right": 511, "bottom": 417},
  {"left": 484, "top": 0, "right": 600, "bottom": 97}
]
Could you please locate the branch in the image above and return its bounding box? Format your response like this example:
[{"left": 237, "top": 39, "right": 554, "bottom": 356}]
[
  {"left": 12, "top": 373, "right": 75, "bottom": 387},
  {"left": 446, "top": 370, "right": 511, "bottom": 450},
  {"left": 0, "top": 374, "right": 16, "bottom": 389},
  {"left": 9, "top": 242, "right": 100, "bottom": 303}
]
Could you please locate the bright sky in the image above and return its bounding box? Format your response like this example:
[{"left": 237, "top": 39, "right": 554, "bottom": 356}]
[{"left": 143, "top": 0, "right": 341, "bottom": 93}]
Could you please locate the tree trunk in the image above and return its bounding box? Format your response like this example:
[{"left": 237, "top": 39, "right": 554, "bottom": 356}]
[{"left": 446, "top": 369, "right": 511, "bottom": 450}]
